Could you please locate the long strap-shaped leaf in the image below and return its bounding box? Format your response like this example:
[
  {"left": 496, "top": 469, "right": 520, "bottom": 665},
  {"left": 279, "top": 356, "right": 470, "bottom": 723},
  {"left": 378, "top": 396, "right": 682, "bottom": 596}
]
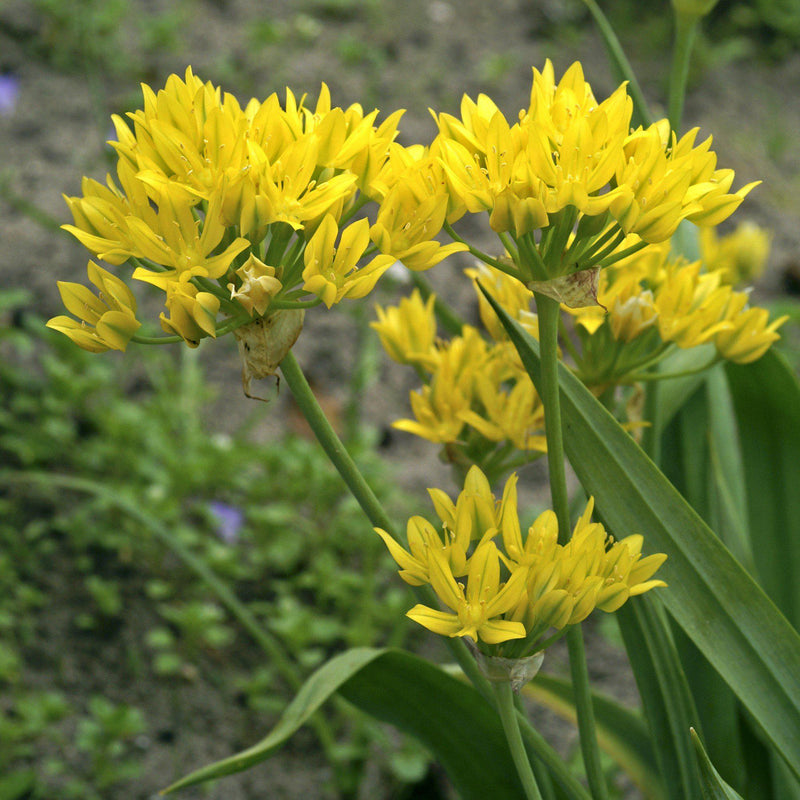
[
  {"left": 164, "top": 647, "right": 533, "bottom": 798},
  {"left": 690, "top": 729, "right": 746, "bottom": 800},
  {"left": 616, "top": 599, "right": 701, "bottom": 800},
  {"left": 726, "top": 350, "right": 800, "bottom": 628},
  {"left": 483, "top": 289, "right": 800, "bottom": 779}
]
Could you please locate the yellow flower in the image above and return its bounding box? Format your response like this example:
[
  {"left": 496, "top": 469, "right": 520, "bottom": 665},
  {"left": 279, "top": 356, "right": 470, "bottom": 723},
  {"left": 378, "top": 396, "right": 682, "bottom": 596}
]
[
  {"left": 392, "top": 327, "right": 487, "bottom": 443},
  {"left": 407, "top": 542, "right": 528, "bottom": 645},
  {"left": 374, "top": 514, "right": 469, "bottom": 587},
  {"left": 611, "top": 124, "right": 759, "bottom": 242},
  {"left": 370, "top": 180, "right": 468, "bottom": 271},
  {"left": 47, "top": 262, "right": 140, "bottom": 353},
  {"left": 459, "top": 351, "right": 547, "bottom": 453},
  {"left": 427, "top": 463, "right": 506, "bottom": 544},
  {"left": 228, "top": 254, "right": 283, "bottom": 317},
  {"left": 126, "top": 183, "right": 250, "bottom": 283},
  {"left": 466, "top": 263, "right": 534, "bottom": 343},
  {"left": 62, "top": 161, "right": 152, "bottom": 265},
  {"left": 713, "top": 296, "right": 788, "bottom": 364},
  {"left": 653, "top": 261, "right": 734, "bottom": 349},
  {"left": 158, "top": 278, "right": 221, "bottom": 347},
  {"left": 302, "top": 214, "right": 395, "bottom": 308},
  {"left": 371, "top": 289, "right": 438, "bottom": 369}
]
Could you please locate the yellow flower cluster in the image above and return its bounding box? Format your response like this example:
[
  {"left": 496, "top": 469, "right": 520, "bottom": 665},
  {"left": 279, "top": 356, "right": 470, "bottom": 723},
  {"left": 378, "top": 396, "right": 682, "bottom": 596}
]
[
  {"left": 433, "top": 60, "right": 756, "bottom": 283},
  {"left": 569, "top": 234, "right": 787, "bottom": 384},
  {"left": 700, "top": 221, "right": 770, "bottom": 286},
  {"left": 49, "top": 69, "right": 408, "bottom": 350},
  {"left": 372, "top": 285, "right": 546, "bottom": 464},
  {"left": 48, "top": 64, "right": 760, "bottom": 360},
  {"left": 376, "top": 466, "right": 666, "bottom": 651}
]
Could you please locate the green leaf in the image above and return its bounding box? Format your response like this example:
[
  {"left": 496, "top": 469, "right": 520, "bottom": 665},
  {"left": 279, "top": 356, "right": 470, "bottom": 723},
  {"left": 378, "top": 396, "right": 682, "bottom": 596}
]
[
  {"left": 525, "top": 669, "right": 665, "bottom": 799},
  {"left": 483, "top": 290, "right": 800, "bottom": 781},
  {"left": 0, "top": 769, "right": 36, "bottom": 800},
  {"left": 690, "top": 729, "right": 745, "bottom": 800},
  {"left": 615, "top": 599, "right": 700, "bottom": 800},
  {"left": 661, "top": 371, "right": 750, "bottom": 793},
  {"left": 726, "top": 350, "right": 800, "bottom": 627},
  {"left": 164, "top": 648, "right": 526, "bottom": 798}
]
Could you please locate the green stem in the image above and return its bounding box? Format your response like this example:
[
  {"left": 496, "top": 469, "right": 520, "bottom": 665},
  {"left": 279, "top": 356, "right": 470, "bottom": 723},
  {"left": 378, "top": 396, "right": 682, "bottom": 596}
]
[
  {"left": 131, "top": 333, "right": 184, "bottom": 345},
  {"left": 515, "top": 710, "right": 592, "bottom": 800},
  {"left": 534, "top": 293, "right": 609, "bottom": 800},
  {"left": 517, "top": 233, "right": 549, "bottom": 282},
  {"left": 579, "top": 0, "right": 654, "bottom": 127},
  {"left": 280, "top": 350, "right": 394, "bottom": 532},
  {"left": 580, "top": 229, "right": 627, "bottom": 270},
  {"left": 669, "top": 11, "right": 700, "bottom": 132},
  {"left": 498, "top": 231, "right": 520, "bottom": 261},
  {"left": 566, "top": 627, "right": 607, "bottom": 797},
  {"left": 278, "top": 349, "right": 495, "bottom": 702},
  {"left": 593, "top": 238, "right": 649, "bottom": 271},
  {"left": 268, "top": 297, "right": 323, "bottom": 310},
  {"left": 625, "top": 357, "right": 721, "bottom": 383},
  {"left": 443, "top": 221, "right": 518, "bottom": 275},
  {"left": 340, "top": 191, "right": 371, "bottom": 224},
  {"left": 494, "top": 682, "right": 544, "bottom": 800},
  {"left": 533, "top": 295, "right": 571, "bottom": 547}
]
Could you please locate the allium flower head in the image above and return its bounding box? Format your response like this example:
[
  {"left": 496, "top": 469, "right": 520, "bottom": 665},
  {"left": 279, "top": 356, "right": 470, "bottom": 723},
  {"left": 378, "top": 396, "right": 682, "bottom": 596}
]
[
  {"left": 49, "top": 68, "right": 407, "bottom": 363},
  {"left": 432, "top": 60, "right": 756, "bottom": 291},
  {"left": 377, "top": 467, "right": 666, "bottom": 654},
  {"left": 565, "top": 233, "right": 787, "bottom": 390}
]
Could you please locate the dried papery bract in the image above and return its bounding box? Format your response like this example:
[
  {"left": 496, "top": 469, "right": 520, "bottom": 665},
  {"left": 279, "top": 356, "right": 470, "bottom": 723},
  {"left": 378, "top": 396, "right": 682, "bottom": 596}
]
[
  {"left": 233, "top": 310, "right": 305, "bottom": 400},
  {"left": 469, "top": 643, "right": 545, "bottom": 692}
]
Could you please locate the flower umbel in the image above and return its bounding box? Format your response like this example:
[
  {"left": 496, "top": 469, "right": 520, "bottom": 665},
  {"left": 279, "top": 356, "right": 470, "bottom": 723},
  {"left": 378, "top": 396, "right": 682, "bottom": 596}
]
[
  {"left": 377, "top": 466, "right": 667, "bottom": 656},
  {"left": 49, "top": 68, "right": 413, "bottom": 365}
]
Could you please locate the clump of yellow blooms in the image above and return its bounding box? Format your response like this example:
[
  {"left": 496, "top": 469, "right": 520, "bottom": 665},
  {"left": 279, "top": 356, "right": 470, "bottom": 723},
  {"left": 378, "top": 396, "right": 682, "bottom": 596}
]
[
  {"left": 48, "top": 62, "right": 774, "bottom": 377},
  {"left": 376, "top": 466, "right": 666, "bottom": 654},
  {"left": 566, "top": 233, "right": 787, "bottom": 388},
  {"left": 700, "top": 221, "right": 771, "bottom": 286},
  {"left": 47, "top": 69, "right": 423, "bottom": 353},
  {"left": 431, "top": 60, "right": 757, "bottom": 295},
  {"left": 372, "top": 282, "right": 546, "bottom": 479}
]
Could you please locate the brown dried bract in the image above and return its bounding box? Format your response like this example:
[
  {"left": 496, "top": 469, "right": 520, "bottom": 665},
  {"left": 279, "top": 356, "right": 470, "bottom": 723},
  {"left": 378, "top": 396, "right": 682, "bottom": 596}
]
[{"left": 233, "top": 309, "right": 305, "bottom": 401}]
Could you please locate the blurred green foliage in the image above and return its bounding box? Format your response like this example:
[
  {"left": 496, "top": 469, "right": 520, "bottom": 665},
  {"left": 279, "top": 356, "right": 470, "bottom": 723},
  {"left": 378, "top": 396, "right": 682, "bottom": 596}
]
[{"left": 0, "top": 290, "right": 425, "bottom": 797}]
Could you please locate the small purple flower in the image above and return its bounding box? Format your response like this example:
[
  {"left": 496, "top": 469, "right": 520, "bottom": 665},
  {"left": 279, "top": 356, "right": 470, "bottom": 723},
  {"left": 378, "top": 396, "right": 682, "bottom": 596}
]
[
  {"left": 0, "top": 73, "right": 20, "bottom": 116},
  {"left": 208, "top": 501, "right": 244, "bottom": 544}
]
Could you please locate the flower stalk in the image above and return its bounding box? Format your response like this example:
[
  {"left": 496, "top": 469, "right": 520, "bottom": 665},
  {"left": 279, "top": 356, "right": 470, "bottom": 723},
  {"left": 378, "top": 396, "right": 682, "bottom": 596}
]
[
  {"left": 533, "top": 292, "right": 610, "bottom": 800},
  {"left": 278, "top": 349, "right": 496, "bottom": 702},
  {"left": 493, "top": 681, "right": 544, "bottom": 800},
  {"left": 669, "top": 10, "right": 700, "bottom": 132}
]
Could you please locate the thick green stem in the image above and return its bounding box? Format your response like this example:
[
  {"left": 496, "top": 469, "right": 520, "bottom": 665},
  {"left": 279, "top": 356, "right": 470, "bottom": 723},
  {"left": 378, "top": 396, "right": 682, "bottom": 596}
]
[
  {"left": 278, "top": 350, "right": 495, "bottom": 702},
  {"left": 534, "top": 295, "right": 571, "bottom": 546},
  {"left": 280, "top": 350, "right": 394, "bottom": 531},
  {"left": 669, "top": 12, "right": 700, "bottom": 132},
  {"left": 579, "top": 0, "right": 653, "bottom": 127},
  {"left": 443, "top": 221, "right": 518, "bottom": 275},
  {"left": 534, "top": 293, "right": 609, "bottom": 800},
  {"left": 494, "top": 682, "right": 544, "bottom": 800}
]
